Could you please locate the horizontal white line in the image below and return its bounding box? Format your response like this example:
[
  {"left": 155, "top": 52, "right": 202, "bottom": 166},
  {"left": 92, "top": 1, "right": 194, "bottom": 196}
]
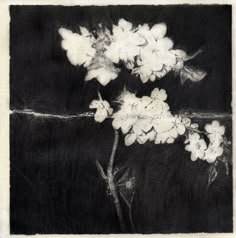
[
  {"left": 179, "top": 112, "right": 232, "bottom": 119},
  {"left": 10, "top": 109, "right": 232, "bottom": 120},
  {"left": 10, "top": 109, "right": 94, "bottom": 119}
]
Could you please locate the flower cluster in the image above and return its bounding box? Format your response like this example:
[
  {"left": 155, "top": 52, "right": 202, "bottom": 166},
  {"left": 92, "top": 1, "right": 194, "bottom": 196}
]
[
  {"left": 89, "top": 89, "right": 227, "bottom": 164},
  {"left": 59, "top": 20, "right": 226, "bottom": 165},
  {"left": 59, "top": 19, "right": 206, "bottom": 85},
  {"left": 184, "top": 121, "right": 225, "bottom": 163},
  {"left": 131, "top": 24, "right": 183, "bottom": 83},
  {"left": 111, "top": 88, "right": 192, "bottom": 146}
]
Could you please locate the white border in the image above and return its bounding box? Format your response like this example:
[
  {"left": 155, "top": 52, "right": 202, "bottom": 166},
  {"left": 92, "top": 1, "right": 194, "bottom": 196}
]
[{"left": 0, "top": 0, "right": 235, "bottom": 237}]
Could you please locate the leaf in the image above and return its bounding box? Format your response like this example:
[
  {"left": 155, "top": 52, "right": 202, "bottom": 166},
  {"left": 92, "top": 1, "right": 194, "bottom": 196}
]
[
  {"left": 115, "top": 168, "right": 129, "bottom": 184},
  {"left": 119, "top": 177, "right": 136, "bottom": 206},
  {"left": 207, "top": 161, "right": 218, "bottom": 188},
  {"left": 218, "top": 156, "right": 230, "bottom": 175},
  {"left": 180, "top": 66, "right": 207, "bottom": 85}
]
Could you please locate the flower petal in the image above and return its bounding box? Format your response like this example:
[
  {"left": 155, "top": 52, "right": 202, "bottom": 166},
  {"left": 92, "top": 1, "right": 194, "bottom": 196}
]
[
  {"left": 155, "top": 37, "right": 174, "bottom": 51},
  {"left": 177, "top": 124, "right": 186, "bottom": 135},
  {"left": 118, "top": 19, "right": 133, "bottom": 31},
  {"left": 150, "top": 23, "right": 167, "bottom": 40},
  {"left": 94, "top": 109, "right": 107, "bottom": 123},
  {"left": 89, "top": 100, "right": 100, "bottom": 109},
  {"left": 112, "top": 118, "right": 122, "bottom": 130},
  {"left": 105, "top": 46, "right": 120, "bottom": 63},
  {"left": 85, "top": 68, "right": 118, "bottom": 86},
  {"left": 190, "top": 153, "right": 198, "bottom": 161},
  {"left": 125, "top": 133, "right": 136, "bottom": 146},
  {"left": 156, "top": 51, "right": 176, "bottom": 67},
  {"left": 167, "top": 137, "right": 175, "bottom": 144}
]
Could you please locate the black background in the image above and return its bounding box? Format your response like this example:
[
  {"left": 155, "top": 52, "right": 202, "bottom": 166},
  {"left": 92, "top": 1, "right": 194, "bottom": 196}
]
[{"left": 10, "top": 5, "right": 232, "bottom": 234}]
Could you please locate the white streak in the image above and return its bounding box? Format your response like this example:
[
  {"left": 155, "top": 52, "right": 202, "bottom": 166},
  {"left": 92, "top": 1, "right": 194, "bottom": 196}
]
[
  {"left": 10, "top": 109, "right": 94, "bottom": 119},
  {"left": 10, "top": 109, "right": 232, "bottom": 120},
  {"left": 179, "top": 112, "right": 232, "bottom": 119}
]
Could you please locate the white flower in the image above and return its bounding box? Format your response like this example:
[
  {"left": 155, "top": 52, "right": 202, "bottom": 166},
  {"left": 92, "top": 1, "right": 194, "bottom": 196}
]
[
  {"left": 133, "top": 23, "right": 177, "bottom": 82},
  {"left": 112, "top": 91, "right": 141, "bottom": 133},
  {"left": 184, "top": 121, "right": 226, "bottom": 163},
  {"left": 204, "top": 120, "right": 225, "bottom": 149},
  {"left": 85, "top": 67, "right": 119, "bottom": 86},
  {"left": 154, "top": 129, "right": 176, "bottom": 144},
  {"left": 151, "top": 88, "right": 167, "bottom": 101},
  {"left": 59, "top": 27, "right": 96, "bottom": 67},
  {"left": 205, "top": 120, "right": 225, "bottom": 139},
  {"left": 153, "top": 114, "right": 192, "bottom": 144},
  {"left": 83, "top": 28, "right": 120, "bottom": 86},
  {"left": 204, "top": 144, "right": 224, "bottom": 163},
  {"left": 112, "top": 89, "right": 162, "bottom": 142},
  {"left": 205, "top": 120, "right": 225, "bottom": 135},
  {"left": 105, "top": 19, "right": 145, "bottom": 64},
  {"left": 153, "top": 117, "right": 178, "bottom": 144},
  {"left": 89, "top": 94, "right": 113, "bottom": 123},
  {"left": 172, "top": 116, "right": 187, "bottom": 135},
  {"left": 185, "top": 133, "right": 207, "bottom": 161},
  {"left": 181, "top": 117, "right": 192, "bottom": 127}
]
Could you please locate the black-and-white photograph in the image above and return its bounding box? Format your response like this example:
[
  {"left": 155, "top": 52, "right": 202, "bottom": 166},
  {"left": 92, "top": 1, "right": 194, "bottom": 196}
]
[{"left": 9, "top": 4, "right": 232, "bottom": 234}]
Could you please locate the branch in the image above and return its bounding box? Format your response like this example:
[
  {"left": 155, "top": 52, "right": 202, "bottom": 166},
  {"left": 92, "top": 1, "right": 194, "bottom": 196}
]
[{"left": 107, "top": 130, "right": 127, "bottom": 232}]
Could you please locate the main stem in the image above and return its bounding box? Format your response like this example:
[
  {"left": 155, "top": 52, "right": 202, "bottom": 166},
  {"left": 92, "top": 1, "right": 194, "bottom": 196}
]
[{"left": 107, "top": 130, "right": 126, "bottom": 232}]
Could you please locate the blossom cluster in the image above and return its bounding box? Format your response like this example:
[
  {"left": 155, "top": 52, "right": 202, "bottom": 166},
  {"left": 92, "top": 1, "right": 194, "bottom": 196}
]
[
  {"left": 112, "top": 88, "right": 190, "bottom": 146},
  {"left": 58, "top": 19, "right": 226, "bottom": 165},
  {"left": 90, "top": 88, "right": 191, "bottom": 145},
  {"left": 89, "top": 88, "right": 226, "bottom": 164},
  {"left": 59, "top": 19, "right": 205, "bottom": 86},
  {"left": 185, "top": 121, "right": 225, "bottom": 163}
]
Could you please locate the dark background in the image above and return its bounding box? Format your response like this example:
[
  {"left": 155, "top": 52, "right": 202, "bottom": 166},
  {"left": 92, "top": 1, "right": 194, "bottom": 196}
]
[{"left": 10, "top": 5, "right": 232, "bottom": 234}]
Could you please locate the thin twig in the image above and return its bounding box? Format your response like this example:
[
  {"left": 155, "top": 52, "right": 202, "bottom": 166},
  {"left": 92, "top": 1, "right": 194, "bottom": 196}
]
[
  {"left": 115, "top": 169, "right": 129, "bottom": 185},
  {"left": 120, "top": 191, "right": 136, "bottom": 232},
  {"left": 107, "top": 130, "right": 126, "bottom": 232},
  {"left": 185, "top": 126, "right": 207, "bottom": 135},
  {"left": 184, "top": 49, "right": 202, "bottom": 61},
  {"left": 95, "top": 160, "right": 107, "bottom": 180},
  {"left": 129, "top": 191, "right": 136, "bottom": 232}
]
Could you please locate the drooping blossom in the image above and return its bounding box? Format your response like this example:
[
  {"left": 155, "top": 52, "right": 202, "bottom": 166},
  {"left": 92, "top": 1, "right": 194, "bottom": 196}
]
[
  {"left": 202, "top": 120, "right": 225, "bottom": 163},
  {"left": 85, "top": 51, "right": 120, "bottom": 86},
  {"left": 85, "top": 28, "right": 120, "bottom": 86}
]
